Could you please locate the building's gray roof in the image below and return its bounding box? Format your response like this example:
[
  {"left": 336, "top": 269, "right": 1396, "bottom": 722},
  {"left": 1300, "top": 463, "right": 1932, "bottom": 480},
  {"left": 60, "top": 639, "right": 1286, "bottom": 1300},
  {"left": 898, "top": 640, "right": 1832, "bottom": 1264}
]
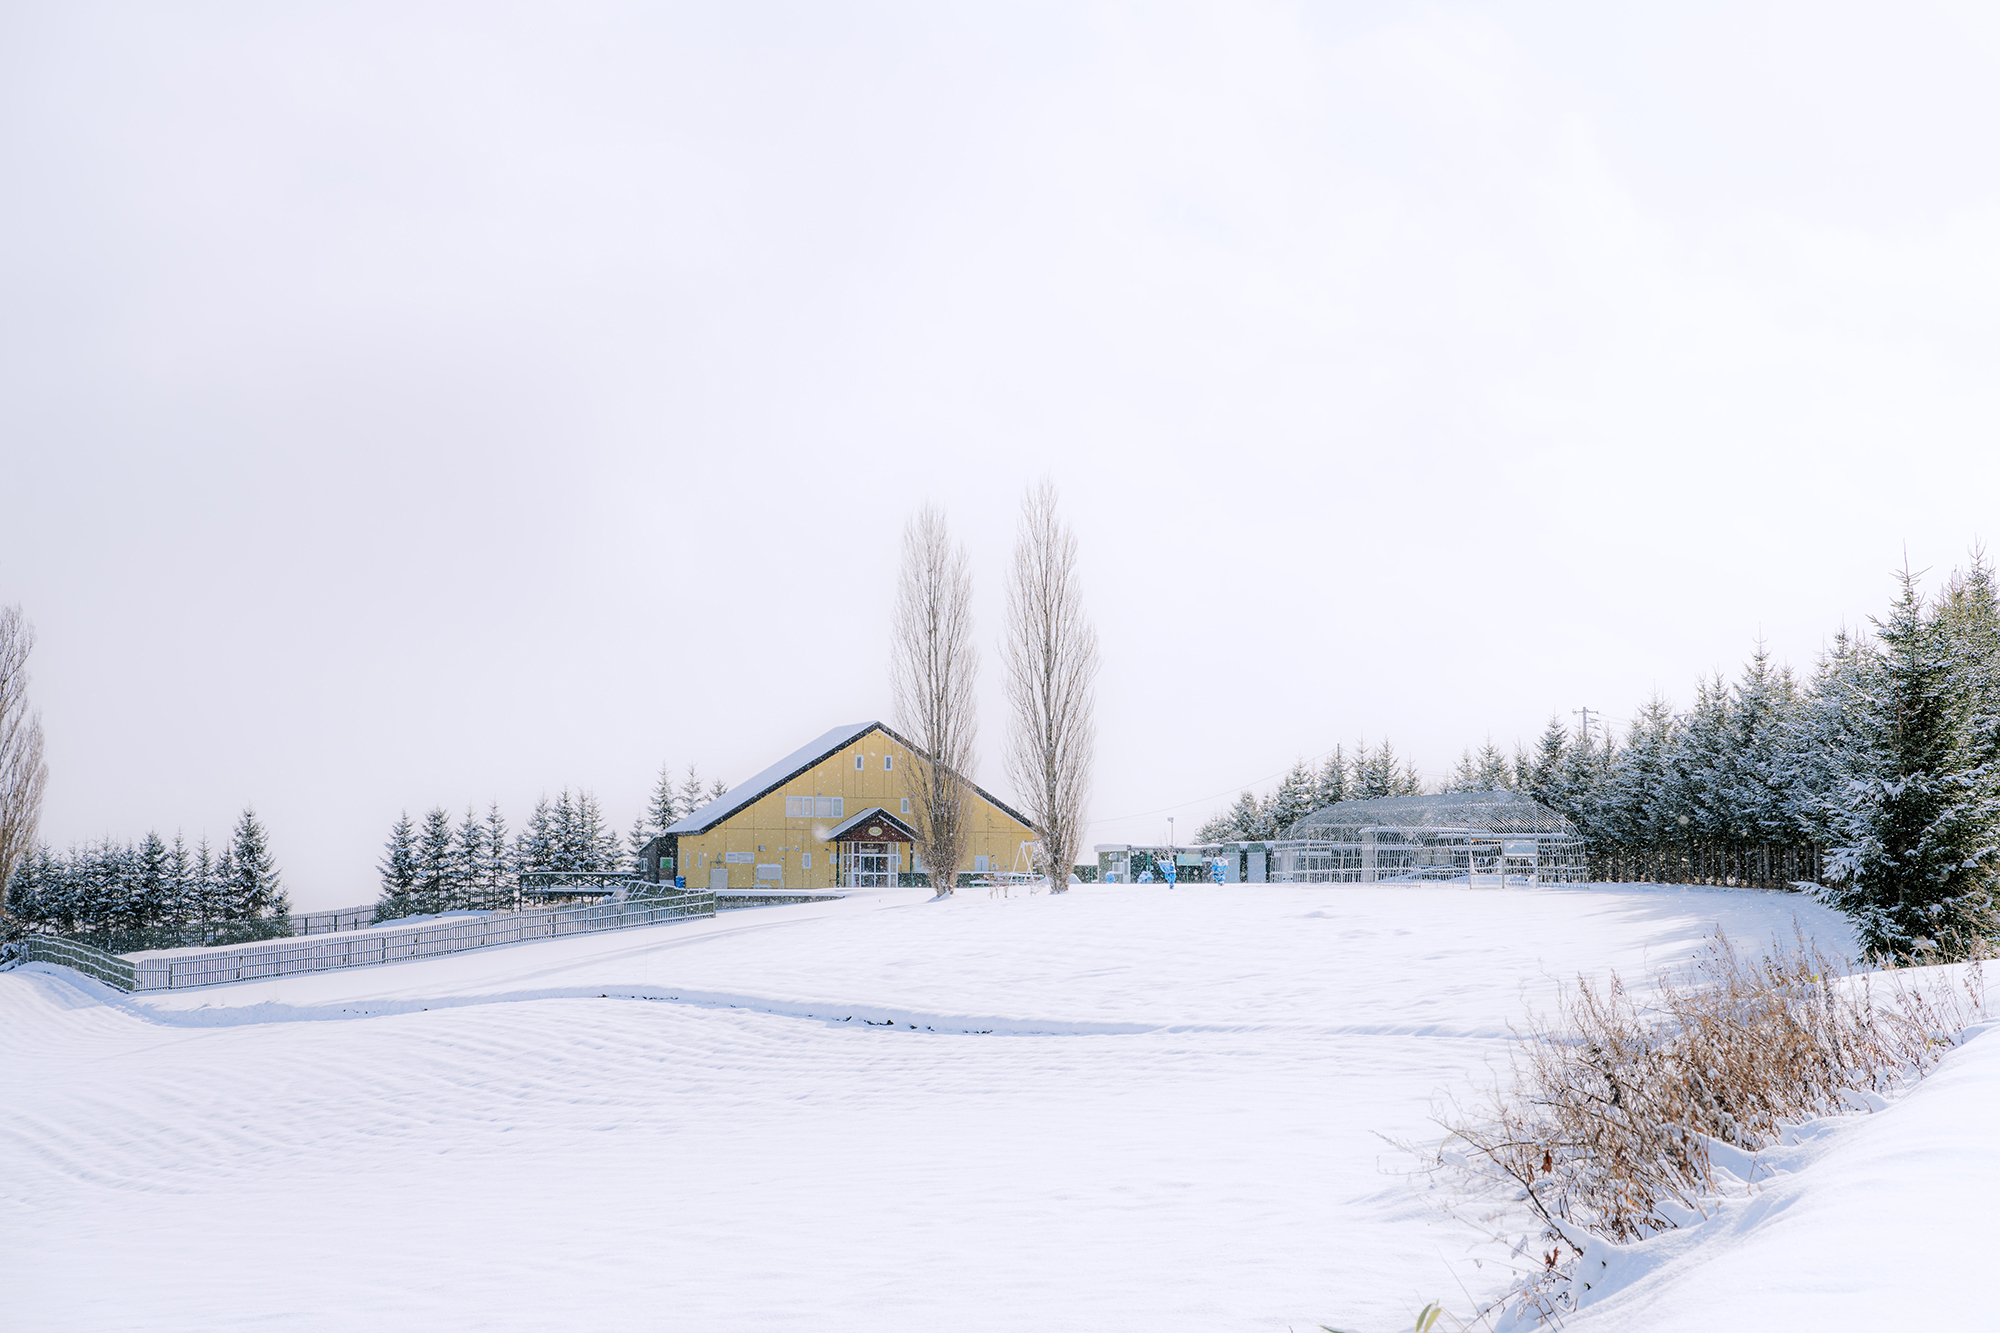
[
  {"left": 1287, "top": 789, "right": 1576, "bottom": 838},
  {"left": 664, "top": 722, "right": 877, "bottom": 836},
  {"left": 663, "top": 721, "right": 1033, "bottom": 836}
]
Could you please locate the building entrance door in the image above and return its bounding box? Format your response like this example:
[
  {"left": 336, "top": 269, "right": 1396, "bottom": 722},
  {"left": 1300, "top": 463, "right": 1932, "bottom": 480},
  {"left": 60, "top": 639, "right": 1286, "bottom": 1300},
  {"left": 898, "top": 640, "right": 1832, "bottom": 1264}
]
[
  {"left": 848, "top": 841, "right": 893, "bottom": 888},
  {"left": 709, "top": 866, "right": 729, "bottom": 891}
]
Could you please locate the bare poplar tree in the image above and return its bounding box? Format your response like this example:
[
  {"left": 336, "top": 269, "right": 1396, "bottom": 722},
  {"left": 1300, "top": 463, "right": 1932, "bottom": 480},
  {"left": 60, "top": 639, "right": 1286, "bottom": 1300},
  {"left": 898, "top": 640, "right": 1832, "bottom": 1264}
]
[
  {"left": 891, "top": 504, "right": 979, "bottom": 898},
  {"left": 1002, "top": 480, "right": 1100, "bottom": 893},
  {"left": 0, "top": 605, "right": 50, "bottom": 903}
]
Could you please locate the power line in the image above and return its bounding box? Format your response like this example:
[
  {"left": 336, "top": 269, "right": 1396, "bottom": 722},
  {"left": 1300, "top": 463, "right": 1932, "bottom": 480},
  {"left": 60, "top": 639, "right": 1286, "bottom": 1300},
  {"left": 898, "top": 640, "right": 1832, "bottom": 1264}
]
[
  {"left": 1087, "top": 743, "right": 1348, "bottom": 830},
  {"left": 1086, "top": 741, "right": 1474, "bottom": 833}
]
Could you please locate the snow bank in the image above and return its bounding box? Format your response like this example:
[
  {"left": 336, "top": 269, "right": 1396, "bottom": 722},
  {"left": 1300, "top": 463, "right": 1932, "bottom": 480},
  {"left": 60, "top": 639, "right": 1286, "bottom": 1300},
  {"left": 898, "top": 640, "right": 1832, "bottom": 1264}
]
[
  {"left": 1558, "top": 1010, "right": 2000, "bottom": 1330},
  {"left": 0, "top": 882, "right": 1860, "bottom": 1331}
]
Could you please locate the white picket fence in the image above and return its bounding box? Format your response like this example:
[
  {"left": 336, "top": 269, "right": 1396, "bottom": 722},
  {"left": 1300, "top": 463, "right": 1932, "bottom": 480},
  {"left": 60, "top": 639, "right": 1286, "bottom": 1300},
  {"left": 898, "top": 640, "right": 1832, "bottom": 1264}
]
[{"left": 119, "top": 889, "right": 717, "bottom": 991}]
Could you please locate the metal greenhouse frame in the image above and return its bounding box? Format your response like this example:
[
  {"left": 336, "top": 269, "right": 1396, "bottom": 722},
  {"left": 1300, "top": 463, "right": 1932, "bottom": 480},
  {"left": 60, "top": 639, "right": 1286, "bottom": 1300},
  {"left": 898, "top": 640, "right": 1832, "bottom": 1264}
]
[
  {"left": 1096, "top": 791, "right": 1587, "bottom": 887},
  {"left": 1271, "top": 790, "right": 1588, "bottom": 885}
]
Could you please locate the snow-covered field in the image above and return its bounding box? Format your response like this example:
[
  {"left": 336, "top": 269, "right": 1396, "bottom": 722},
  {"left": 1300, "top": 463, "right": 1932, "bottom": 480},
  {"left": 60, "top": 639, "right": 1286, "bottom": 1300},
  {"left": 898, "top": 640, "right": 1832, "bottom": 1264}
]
[{"left": 0, "top": 882, "right": 1987, "bottom": 1331}]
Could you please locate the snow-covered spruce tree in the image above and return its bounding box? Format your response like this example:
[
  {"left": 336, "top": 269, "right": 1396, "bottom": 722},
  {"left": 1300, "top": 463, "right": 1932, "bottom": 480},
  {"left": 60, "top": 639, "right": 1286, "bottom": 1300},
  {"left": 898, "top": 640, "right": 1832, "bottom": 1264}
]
[
  {"left": 14, "top": 845, "right": 53, "bottom": 933},
  {"left": 1442, "top": 749, "right": 1480, "bottom": 794},
  {"left": 70, "top": 840, "right": 110, "bottom": 943},
  {"left": 1792, "top": 630, "right": 1879, "bottom": 858},
  {"left": 45, "top": 844, "right": 77, "bottom": 928},
  {"left": 515, "top": 796, "right": 554, "bottom": 874},
  {"left": 1195, "top": 790, "right": 1265, "bottom": 845},
  {"left": 1351, "top": 739, "right": 1422, "bottom": 800},
  {"left": 1524, "top": 716, "right": 1569, "bottom": 808},
  {"left": 626, "top": 815, "right": 652, "bottom": 871},
  {"left": 216, "top": 808, "right": 289, "bottom": 943},
  {"left": 1193, "top": 811, "right": 1236, "bottom": 844},
  {"left": 1822, "top": 566, "right": 2000, "bottom": 960},
  {"left": 1264, "top": 760, "right": 1319, "bottom": 836},
  {"left": 676, "top": 766, "right": 707, "bottom": 823},
  {"left": 623, "top": 764, "right": 682, "bottom": 869},
  {"left": 1721, "top": 646, "right": 1812, "bottom": 885},
  {"left": 165, "top": 833, "right": 195, "bottom": 946},
  {"left": 480, "top": 801, "right": 512, "bottom": 909},
  {"left": 1, "top": 843, "right": 47, "bottom": 938},
  {"left": 583, "top": 791, "right": 622, "bottom": 872},
  {"left": 1473, "top": 740, "right": 1514, "bottom": 792},
  {"left": 415, "top": 807, "right": 455, "bottom": 915},
  {"left": 128, "top": 831, "right": 171, "bottom": 946},
  {"left": 647, "top": 763, "right": 680, "bottom": 833},
  {"left": 1347, "top": 740, "right": 1378, "bottom": 799},
  {"left": 108, "top": 840, "right": 139, "bottom": 936},
  {"left": 190, "top": 838, "right": 216, "bottom": 941},
  {"left": 1596, "top": 695, "right": 1681, "bottom": 881},
  {"left": 1550, "top": 723, "right": 1615, "bottom": 854},
  {"left": 375, "top": 812, "right": 421, "bottom": 922},
  {"left": 1669, "top": 677, "right": 1733, "bottom": 883},
  {"left": 1314, "top": 747, "right": 1349, "bottom": 808},
  {"left": 1232, "top": 790, "right": 1271, "bottom": 840},
  {"left": 545, "top": 791, "right": 577, "bottom": 872},
  {"left": 53, "top": 844, "right": 85, "bottom": 934},
  {"left": 450, "top": 806, "right": 484, "bottom": 911}
]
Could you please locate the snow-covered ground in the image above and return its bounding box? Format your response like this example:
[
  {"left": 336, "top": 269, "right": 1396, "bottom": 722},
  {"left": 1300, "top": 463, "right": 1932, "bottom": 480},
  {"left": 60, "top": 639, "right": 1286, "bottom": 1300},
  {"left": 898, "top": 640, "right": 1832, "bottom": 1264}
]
[{"left": 0, "top": 882, "right": 1979, "bottom": 1331}]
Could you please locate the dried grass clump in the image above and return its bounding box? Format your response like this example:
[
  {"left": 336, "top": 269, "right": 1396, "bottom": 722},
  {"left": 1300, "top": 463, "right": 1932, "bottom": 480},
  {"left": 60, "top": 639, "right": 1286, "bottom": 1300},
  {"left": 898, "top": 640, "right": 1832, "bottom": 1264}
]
[{"left": 1427, "top": 928, "right": 1986, "bottom": 1323}]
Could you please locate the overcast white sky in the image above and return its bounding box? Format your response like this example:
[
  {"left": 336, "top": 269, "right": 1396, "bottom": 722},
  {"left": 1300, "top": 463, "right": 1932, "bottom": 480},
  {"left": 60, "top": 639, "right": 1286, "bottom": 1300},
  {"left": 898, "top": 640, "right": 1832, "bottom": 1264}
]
[{"left": 6, "top": 1, "right": 2000, "bottom": 908}]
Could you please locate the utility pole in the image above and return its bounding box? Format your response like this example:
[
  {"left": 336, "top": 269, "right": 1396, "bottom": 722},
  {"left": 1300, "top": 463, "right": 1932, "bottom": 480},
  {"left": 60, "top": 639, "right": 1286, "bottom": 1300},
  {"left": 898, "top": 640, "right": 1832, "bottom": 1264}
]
[{"left": 1572, "top": 706, "right": 1598, "bottom": 748}]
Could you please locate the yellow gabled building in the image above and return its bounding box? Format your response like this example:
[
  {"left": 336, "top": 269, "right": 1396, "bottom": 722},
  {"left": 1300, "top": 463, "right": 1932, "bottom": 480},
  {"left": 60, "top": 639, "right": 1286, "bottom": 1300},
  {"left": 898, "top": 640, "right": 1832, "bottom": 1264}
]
[{"left": 655, "top": 721, "right": 1036, "bottom": 891}]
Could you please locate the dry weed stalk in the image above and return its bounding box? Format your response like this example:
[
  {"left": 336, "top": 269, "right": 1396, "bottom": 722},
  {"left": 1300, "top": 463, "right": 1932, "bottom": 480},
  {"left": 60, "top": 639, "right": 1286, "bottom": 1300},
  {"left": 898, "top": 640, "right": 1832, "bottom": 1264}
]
[{"left": 1425, "top": 928, "right": 1987, "bottom": 1324}]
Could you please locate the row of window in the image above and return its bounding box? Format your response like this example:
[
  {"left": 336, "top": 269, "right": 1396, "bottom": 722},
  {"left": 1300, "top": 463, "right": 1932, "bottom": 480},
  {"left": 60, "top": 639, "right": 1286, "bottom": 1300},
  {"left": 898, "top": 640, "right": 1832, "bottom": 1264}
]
[
  {"left": 782, "top": 795, "right": 917, "bottom": 818},
  {"left": 856, "top": 754, "right": 894, "bottom": 771},
  {"left": 703, "top": 848, "right": 993, "bottom": 873},
  {"left": 785, "top": 796, "right": 846, "bottom": 818}
]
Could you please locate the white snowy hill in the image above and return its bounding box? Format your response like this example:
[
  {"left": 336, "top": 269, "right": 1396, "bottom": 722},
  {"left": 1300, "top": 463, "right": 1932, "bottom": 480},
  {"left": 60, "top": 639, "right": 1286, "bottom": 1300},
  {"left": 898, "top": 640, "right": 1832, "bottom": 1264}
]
[{"left": 2, "top": 882, "right": 1990, "bottom": 1330}]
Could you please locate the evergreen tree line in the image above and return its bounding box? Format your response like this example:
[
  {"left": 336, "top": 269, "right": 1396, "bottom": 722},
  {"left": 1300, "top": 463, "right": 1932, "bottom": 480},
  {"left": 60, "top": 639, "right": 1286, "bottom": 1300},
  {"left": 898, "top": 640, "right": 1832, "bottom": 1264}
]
[
  {"left": 1195, "top": 739, "right": 1427, "bottom": 843},
  {"left": 1196, "top": 558, "right": 2000, "bottom": 961},
  {"left": 1538, "top": 560, "right": 2000, "bottom": 959},
  {"left": 376, "top": 763, "right": 729, "bottom": 920},
  {"left": 2, "top": 808, "right": 290, "bottom": 950}
]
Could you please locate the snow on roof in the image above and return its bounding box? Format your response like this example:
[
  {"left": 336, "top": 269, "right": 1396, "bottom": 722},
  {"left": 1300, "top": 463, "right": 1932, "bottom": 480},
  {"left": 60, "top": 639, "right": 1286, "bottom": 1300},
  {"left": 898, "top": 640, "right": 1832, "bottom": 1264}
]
[{"left": 663, "top": 722, "right": 880, "bottom": 836}]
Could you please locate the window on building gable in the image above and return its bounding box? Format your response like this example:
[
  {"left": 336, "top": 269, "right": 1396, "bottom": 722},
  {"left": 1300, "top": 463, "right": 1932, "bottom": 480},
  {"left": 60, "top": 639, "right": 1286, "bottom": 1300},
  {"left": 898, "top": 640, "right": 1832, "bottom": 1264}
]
[
  {"left": 855, "top": 754, "right": 863, "bottom": 770},
  {"left": 901, "top": 797, "right": 911, "bottom": 815},
  {"left": 884, "top": 755, "right": 893, "bottom": 771}
]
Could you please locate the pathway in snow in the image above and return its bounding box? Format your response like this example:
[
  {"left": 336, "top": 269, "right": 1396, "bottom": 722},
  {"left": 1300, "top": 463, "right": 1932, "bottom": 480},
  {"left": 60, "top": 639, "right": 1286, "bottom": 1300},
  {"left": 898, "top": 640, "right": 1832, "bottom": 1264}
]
[{"left": 1, "top": 883, "right": 1856, "bottom": 1331}]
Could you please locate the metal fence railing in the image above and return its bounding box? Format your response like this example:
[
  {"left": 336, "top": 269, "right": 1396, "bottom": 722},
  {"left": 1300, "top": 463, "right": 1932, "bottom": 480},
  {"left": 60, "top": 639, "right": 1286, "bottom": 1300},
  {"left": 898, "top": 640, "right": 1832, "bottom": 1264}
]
[
  {"left": 6, "top": 889, "right": 717, "bottom": 994},
  {"left": 517, "top": 870, "right": 650, "bottom": 895},
  {"left": 127, "top": 889, "right": 716, "bottom": 991},
  {"left": 21, "top": 935, "right": 138, "bottom": 991},
  {"left": 287, "top": 904, "right": 378, "bottom": 935}
]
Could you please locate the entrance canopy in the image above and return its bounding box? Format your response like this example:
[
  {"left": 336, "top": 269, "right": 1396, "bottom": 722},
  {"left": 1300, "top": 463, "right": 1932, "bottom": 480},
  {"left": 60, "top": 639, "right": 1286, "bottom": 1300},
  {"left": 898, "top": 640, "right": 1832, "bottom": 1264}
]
[{"left": 824, "top": 806, "right": 921, "bottom": 844}]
